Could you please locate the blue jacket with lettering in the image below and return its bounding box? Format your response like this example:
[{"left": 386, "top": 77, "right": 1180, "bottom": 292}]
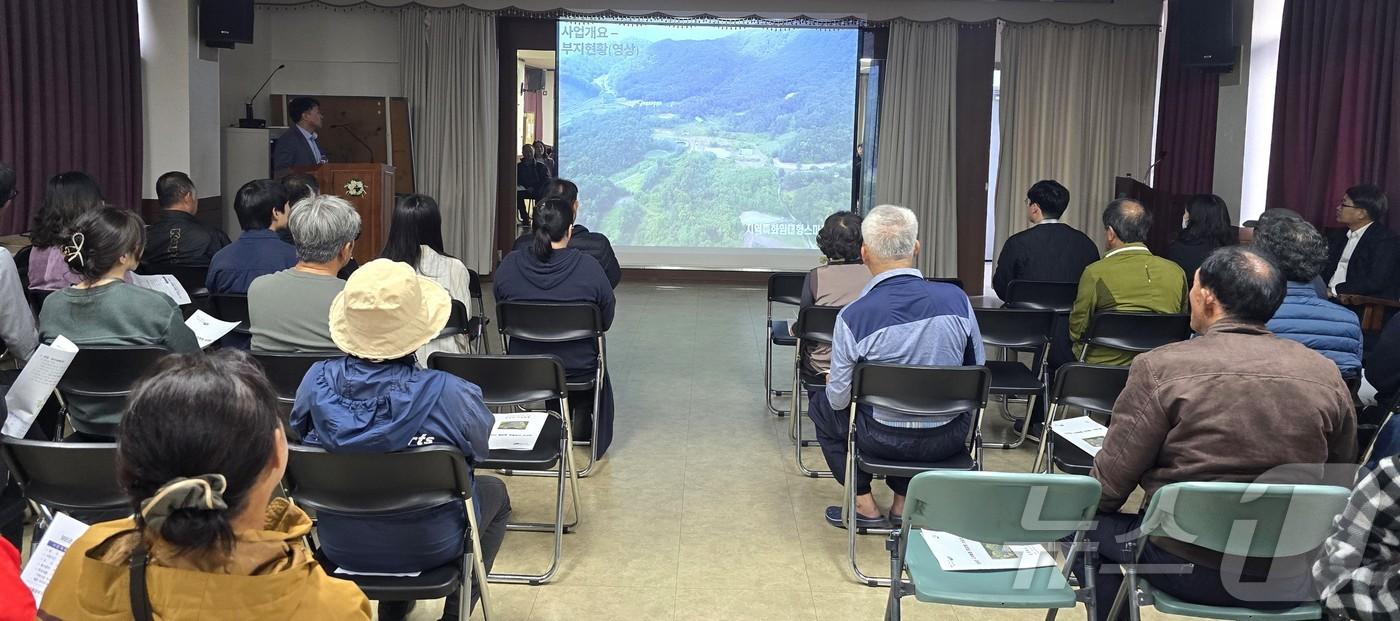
[{"left": 291, "top": 356, "right": 494, "bottom": 572}]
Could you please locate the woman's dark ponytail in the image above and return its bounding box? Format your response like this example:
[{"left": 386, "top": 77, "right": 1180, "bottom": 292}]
[{"left": 530, "top": 197, "right": 575, "bottom": 261}]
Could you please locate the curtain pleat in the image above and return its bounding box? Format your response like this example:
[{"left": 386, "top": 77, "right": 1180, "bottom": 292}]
[
  {"left": 400, "top": 6, "right": 500, "bottom": 274},
  {"left": 1150, "top": 0, "right": 1221, "bottom": 252},
  {"left": 0, "top": 0, "right": 142, "bottom": 233},
  {"left": 993, "top": 21, "right": 1158, "bottom": 256},
  {"left": 874, "top": 20, "right": 960, "bottom": 277},
  {"left": 1266, "top": 0, "right": 1400, "bottom": 232}
]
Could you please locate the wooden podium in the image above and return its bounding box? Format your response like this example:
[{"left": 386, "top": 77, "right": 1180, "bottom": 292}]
[{"left": 291, "top": 164, "right": 395, "bottom": 265}]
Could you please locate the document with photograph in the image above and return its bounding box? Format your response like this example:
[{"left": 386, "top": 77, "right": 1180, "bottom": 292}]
[
  {"left": 129, "top": 272, "right": 191, "bottom": 305},
  {"left": 1050, "top": 416, "right": 1109, "bottom": 457},
  {"left": 185, "top": 310, "right": 241, "bottom": 349},
  {"left": 919, "top": 529, "right": 1056, "bottom": 572},
  {"left": 488, "top": 411, "right": 550, "bottom": 451},
  {"left": 3, "top": 335, "right": 78, "bottom": 439}
]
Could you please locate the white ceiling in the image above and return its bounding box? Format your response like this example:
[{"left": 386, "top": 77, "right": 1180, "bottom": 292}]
[{"left": 518, "top": 49, "right": 557, "bottom": 70}]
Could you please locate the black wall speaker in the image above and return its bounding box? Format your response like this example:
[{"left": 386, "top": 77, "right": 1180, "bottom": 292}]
[
  {"left": 524, "top": 67, "right": 546, "bottom": 92},
  {"left": 201, "top": 0, "right": 254, "bottom": 49},
  {"left": 1175, "top": 0, "right": 1237, "bottom": 72}
]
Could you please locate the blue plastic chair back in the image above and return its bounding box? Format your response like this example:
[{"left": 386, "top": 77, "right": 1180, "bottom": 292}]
[{"left": 904, "top": 471, "right": 1101, "bottom": 543}]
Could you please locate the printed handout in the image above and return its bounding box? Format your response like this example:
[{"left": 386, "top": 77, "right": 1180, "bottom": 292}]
[
  {"left": 2, "top": 336, "right": 78, "bottom": 438},
  {"left": 919, "top": 529, "right": 1056, "bottom": 572},
  {"left": 489, "top": 411, "right": 550, "bottom": 451},
  {"left": 1051, "top": 416, "right": 1109, "bottom": 457}
]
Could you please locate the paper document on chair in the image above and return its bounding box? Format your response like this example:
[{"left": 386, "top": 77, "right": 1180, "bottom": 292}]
[
  {"left": 185, "top": 310, "right": 241, "bottom": 349},
  {"left": 21, "top": 512, "right": 90, "bottom": 603},
  {"left": 130, "top": 273, "right": 191, "bottom": 305},
  {"left": 1051, "top": 416, "right": 1108, "bottom": 457},
  {"left": 3, "top": 336, "right": 78, "bottom": 439},
  {"left": 489, "top": 411, "right": 549, "bottom": 450},
  {"left": 919, "top": 529, "right": 1056, "bottom": 572}
]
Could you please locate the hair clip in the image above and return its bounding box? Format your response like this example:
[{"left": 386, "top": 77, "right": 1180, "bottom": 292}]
[{"left": 62, "top": 232, "right": 86, "bottom": 267}]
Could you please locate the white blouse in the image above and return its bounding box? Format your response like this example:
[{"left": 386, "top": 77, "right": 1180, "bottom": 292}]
[{"left": 415, "top": 245, "right": 473, "bottom": 365}]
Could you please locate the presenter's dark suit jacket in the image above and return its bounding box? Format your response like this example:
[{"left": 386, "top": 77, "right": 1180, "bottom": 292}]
[
  {"left": 272, "top": 126, "right": 321, "bottom": 176},
  {"left": 991, "top": 222, "right": 1100, "bottom": 301},
  {"left": 1324, "top": 224, "right": 1399, "bottom": 299}
]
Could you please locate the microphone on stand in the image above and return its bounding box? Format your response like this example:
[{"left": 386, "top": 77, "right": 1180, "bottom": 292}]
[
  {"left": 331, "top": 124, "right": 375, "bottom": 164},
  {"left": 239, "top": 64, "right": 285, "bottom": 128},
  {"left": 1143, "top": 151, "right": 1167, "bottom": 182}
]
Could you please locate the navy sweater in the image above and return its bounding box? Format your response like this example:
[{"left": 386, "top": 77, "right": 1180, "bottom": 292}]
[{"left": 493, "top": 247, "right": 615, "bottom": 377}]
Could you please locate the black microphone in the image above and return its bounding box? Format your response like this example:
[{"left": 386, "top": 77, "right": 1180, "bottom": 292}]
[
  {"left": 239, "top": 64, "right": 285, "bottom": 128},
  {"left": 332, "top": 124, "right": 375, "bottom": 164},
  {"left": 1143, "top": 151, "right": 1167, "bottom": 181}
]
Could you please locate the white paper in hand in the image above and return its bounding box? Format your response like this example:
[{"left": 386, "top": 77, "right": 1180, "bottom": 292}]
[
  {"left": 129, "top": 273, "right": 192, "bottom": 305},
  {"left": 185, "top": 310, "right": 242, "bottom": 349},
  {"left": 21, "top": 512, "right": 90, "bottom": 604},
  {"left": 3, "top": 336, "right": 79, "bottom": 439},
  {"left": 489, "top": 411, "right": 549, "bottom": 451},
  {"left": 919, "top": 529, "right": 1056, "bottom": 572}
]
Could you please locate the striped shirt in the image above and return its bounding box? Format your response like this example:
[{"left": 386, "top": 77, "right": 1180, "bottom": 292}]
[{"left": 826, "top": 268, "right": 985, "bottom": 428}]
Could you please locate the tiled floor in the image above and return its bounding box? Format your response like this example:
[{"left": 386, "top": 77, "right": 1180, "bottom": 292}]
[{"left": 402, "top": 282, "right": 1180, "bottom": 621}]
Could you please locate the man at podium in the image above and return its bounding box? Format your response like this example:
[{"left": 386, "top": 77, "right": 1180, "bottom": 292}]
[{"left": 273, "top": 96, "right": 329, "bottom": 176}]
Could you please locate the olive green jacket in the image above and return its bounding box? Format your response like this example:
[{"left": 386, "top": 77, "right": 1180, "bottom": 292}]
[{"left": 1069, "top": 243, "right": 1188, "bottom": 365}]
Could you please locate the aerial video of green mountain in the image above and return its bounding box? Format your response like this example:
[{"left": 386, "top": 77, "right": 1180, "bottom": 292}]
[{"left": 558, "top": 23, "right": 858, "bottom": 249}]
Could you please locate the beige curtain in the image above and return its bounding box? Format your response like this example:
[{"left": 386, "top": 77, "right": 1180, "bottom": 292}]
[
  {"left": 874, "top": 20, "right": 960, "bottom": 277},
  {"left": 993, "top": 21, "right": 1159, "bottom": 257},
  {"left": 400, "top": 6, "right": 499, "bottom": 274}
]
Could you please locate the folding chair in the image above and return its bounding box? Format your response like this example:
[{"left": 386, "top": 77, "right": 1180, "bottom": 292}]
[
  {"left": 495, "top": 302, "right": 608, "bottom": 477},
  {"left": 25, "top": 288, "right": 52, "bottom": 319},
  {"left": 57, "top": 346, "right": 170, "bottom": 438},
  {"left": 1005, "top": 280, "right": 1079, "bottom": 312},
  {"left": 283, "top": 445, "right": 494, "bottom": 621},
  {"left": 139, "top": 264, "right": 209, "bottom": 292},
  {"left": 1033, "top": 363, "right": 1130, "bottom": 474},
  {"left": 1078, "top": 311, "right": 1192, "bottom": 362},
  {"left": 436, "top": 300, "right": 483, "bottom": 349},
  {"left": 251, "top": 352, "right": 343, "bottom": 417},
  {"left": 208, "top": 293, "right": 252, "bottom": 338},
  {"left": 467, "top": 270, "right": 489, "bottom": 354},
  {"left": 924, "top": 276, "right": 964, "bottom": 291},
  {"left": 0, "top": 438, "right": 125, "bottom": 544},
  {"left": 973, "top": 308, "right": 1055, "bottom": 449},
  {"left": 789, "top": 305, "right": 841, "bottom": 478},
  {"left": 845, "top": 363, "right": 990, "bottom": 586},
  {"left": 765, "top": 272, "right": 806, "bottom": 415},
  {"left": 885, "top": 471, "right": 1102, "bottom": 621},
  {"left": 1360, "top": 407, "right": 1399, "bottom": 473},
  {"left": 428, "top": 353, "right": 580, "bottom": 585},
  {"left": 1108, "top": 482, "right": 1350, "bottom": 621}
]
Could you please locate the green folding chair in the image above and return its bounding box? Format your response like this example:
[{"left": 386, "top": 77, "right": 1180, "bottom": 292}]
[
  {"left": 885, "top": 470, "right": 1102, "bottom": 621},
  {"left": 1109, "top": 481, "right": 1350, "bottom": 621}
]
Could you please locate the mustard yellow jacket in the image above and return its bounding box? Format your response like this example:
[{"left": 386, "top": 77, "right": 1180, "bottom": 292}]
[{"left": 38, "top": 498, "right": 370, "bottom": 620}]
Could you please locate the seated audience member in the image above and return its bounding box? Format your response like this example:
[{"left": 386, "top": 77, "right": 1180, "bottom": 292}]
[
  {"left": 811, "top": 204, "right": 984, "bottom": 529},
  {"left": 292, "top": 259, "right": 509, "bottom": 620},
  {"left": 275, "top": 172, "right": 319, "bottom": 246},
  {"left": 990, "top": 180, "right": 1099, "bottom": 300},
  {"left": 38, "top": 207, "right": 199, "bottom": 439},
  {"left": 1166, "top": 193, "right": 1235, "bottom": 278},
  {"left": 0, "top": 536, "right": 32, "bottom": 621},
  {"left": 798, "top": 211, "right": 870, "bottom": 377},
  {"left": 381, "top": 193, "right": 473, "bottom": 361},
  {"left": 1367, "top": 313, "right": 1400, "bottom": 410},
  {"left": 27, "top": 171, "right": 107, "bottom": 291},
  {"left": 1325, "top": 184, "right": 1397, "bottom": 299},
  {"left": 1078, "top": 246, "right": 1356, "bottom": 620},
  {"left": 1254, "top": 215, "right": 1363, "bottom": 380},
  {"left": 495, "top": 197, "right": 616, "bottom": 454},
  {"left": 1069, "top": 199, "right": 1187, "bottom": 365},
  {"left": 141, "top": 171, "right": 229, "bottom": 268},
  {"left": 206, "top": 179, "right": 297, "bottom": 294},
  {"left": 248, "top": 195, "right": 358, "bottom": 352},
  {"left": 0, "top": 163, "right": 36, "bottom": 363},
  {"left": 511, "top": 178, "right": 622, "bottom": 288},
  {"left": 1315, "top": 455, "right": 1400, "bottom": 621},
  {"left": 39, "top": 351, "right": 371, "bottom": 620},
  {"left": 515, "top": 144, "right": 551, "bottom": 226}
]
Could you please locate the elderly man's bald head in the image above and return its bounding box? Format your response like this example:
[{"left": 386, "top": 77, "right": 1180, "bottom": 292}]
[
  {"left": 1195, "top": 246, "right": 1285, "bottom": 325},
  {"left": 1103, "top": 198, "right": 1153, "bottom": 244}
]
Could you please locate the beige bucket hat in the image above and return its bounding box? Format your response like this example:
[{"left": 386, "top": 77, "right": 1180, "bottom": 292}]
[{"left": 329, "top": 258, "right": 451, "bottom": 361}]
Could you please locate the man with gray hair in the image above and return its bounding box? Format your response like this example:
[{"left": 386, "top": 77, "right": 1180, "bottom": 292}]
[
  {"left": 813, "top": 204, "right": 985, "bottom": 529},
  {"left": 248, "top": 194, "right": 361, "bottom": 352}
]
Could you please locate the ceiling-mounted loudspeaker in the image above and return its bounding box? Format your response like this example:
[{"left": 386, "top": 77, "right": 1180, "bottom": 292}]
[
  {"left": 1175, "top": 0, "right": 1238, "bottom": 72},
  {"left": 201, "top": 0, "right": 254, "bottom": 49}
]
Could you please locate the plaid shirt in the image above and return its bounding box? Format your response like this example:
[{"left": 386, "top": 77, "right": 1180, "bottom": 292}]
[{"left": 1315, "top": 457, "right": 1400, "bottom": 620}]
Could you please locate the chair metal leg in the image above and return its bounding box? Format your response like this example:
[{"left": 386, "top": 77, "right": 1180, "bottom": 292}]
[
  {"left": 792, "top": 346, "right": 832, "bottom": 478},
  {"left": 845, "top": 414, "right": 893, "bottom": 587},
  {"left": 985, "top": 392, "right": 1037, "bottom": 450},
  {"left": 1031, "top": 403, "right": 1062, "bottom": 473},
  {"left": 463, "top": 498, "right": 495, "bottom": 619},
  {"left": 884, "top": 529, "right": 908, "bottom": 621},
  {"left": 576, "top": 349, "right": 607, "bottom": 478},
  {"left": 764, "top": 312, "right": 793, "bottom": 416},
  {"left": 491, "top": 450, "right": 567, "bottom": 585}
]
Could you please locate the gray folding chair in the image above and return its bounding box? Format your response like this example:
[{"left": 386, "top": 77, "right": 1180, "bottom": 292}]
[
  {"left": 765, "top": 272, "right": 805, "bottom": 415},
  {"left": 789, "top": 305, "right": 841, "bottom": 478}
]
